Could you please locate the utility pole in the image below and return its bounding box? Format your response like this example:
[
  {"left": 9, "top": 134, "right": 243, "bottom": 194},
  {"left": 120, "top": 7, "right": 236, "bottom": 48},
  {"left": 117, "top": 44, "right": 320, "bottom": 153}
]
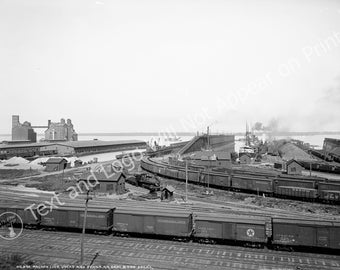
[
  {"left": 185, "top": 159, "right": 188, "bottom": 202},
  {"left": 80, "top": 190, "right": 92, "bottom": 265},
  {"left": 207, "top": 160, "right": 210, "bottom": 191},
  {"left": 207, "top": 126, "right": 210, "bottom": 150}
]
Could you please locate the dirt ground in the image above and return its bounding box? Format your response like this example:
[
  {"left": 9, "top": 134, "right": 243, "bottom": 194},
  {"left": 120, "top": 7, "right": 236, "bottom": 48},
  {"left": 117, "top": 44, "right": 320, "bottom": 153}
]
[
  {"left": 0, "top": 169, "right": 40, "bottom": 180},
  {"left": 157, "top": 175, "right": 340, "bottom": 217},
  {"left": 1, "top": 160, "right": 339, "bottom": 217}
]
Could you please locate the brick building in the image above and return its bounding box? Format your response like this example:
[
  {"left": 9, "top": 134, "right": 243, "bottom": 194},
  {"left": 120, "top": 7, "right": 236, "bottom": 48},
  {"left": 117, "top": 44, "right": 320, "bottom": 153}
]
[
  {"left": 79, "top": 171, "right": 126, "bottom": 195},
  {"left": 286, "top": 159, "right": 303, "bottom": 175}
]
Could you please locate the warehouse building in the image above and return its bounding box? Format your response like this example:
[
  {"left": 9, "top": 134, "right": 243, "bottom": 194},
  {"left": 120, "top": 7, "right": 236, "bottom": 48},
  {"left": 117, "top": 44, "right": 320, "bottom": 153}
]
[
  {"left": 0, "top": 142, "right": 51, "bottom": 159},
  {"left": 1, "top": 140, "right": 146, "bottom": 159},
  {"left": 40, "top": 140, "right": 146, "bottom": 156},
  {"left": 79, "top": 171, "right": 126, "bottom": 195}
]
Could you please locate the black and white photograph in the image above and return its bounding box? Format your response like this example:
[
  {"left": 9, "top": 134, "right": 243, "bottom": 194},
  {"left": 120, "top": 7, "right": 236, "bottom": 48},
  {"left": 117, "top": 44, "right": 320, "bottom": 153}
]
[{"left": 1, "top": 0, "right": 340, "bottom": 269}]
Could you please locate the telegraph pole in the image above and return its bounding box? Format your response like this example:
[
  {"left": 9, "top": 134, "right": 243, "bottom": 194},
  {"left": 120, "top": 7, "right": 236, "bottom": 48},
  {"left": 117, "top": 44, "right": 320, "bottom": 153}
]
[
  {"left": 185, "top": 159, "right": 188, "bottom": 202},
  {"left": 80, "top": 190, "right": 92, "bottom": 265}
]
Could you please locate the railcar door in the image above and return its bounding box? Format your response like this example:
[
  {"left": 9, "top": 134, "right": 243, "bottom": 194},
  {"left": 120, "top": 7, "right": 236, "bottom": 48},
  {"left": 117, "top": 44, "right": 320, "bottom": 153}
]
[
  {"left": 222, "top": 222, "right": 235, "bottom": 240},
  {"left": 316, "top": 228, "right": 330, "bottom": 248},
  {"left": 298, "top": 226, "right": 315, "bottom": 247},
  {"left": 143, "top": 216, "right": 155, "bottom": 234}
]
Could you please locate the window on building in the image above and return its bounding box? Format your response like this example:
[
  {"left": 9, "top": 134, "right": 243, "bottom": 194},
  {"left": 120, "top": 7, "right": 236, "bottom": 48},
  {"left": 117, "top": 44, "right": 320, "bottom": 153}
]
[{"left": 291, "top": 167, "right": 296, "bottom": 172}]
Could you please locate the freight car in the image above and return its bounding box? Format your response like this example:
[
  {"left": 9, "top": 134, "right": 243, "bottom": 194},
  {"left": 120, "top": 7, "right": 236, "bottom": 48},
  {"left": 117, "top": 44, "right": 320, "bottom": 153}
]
[
  {"left": 40, "top": 206, "right": 113, "bottom": 234},
  {"left": 194, "top": 213, "right": 271, "bottom": 247},
  {"left": 1, "top": 202, "right": 340, "bottom": 253},
  {"left": 112, "top": 207, "right": 192, "bottom": 240},
  {"left": 273, "top": 178, "right": 318, "bottom": 200},
  {"left": 231, "top": 174, "right": 274, "bottom": 194},
  {"left": 318, "top": 182, "right": 340, "bottom": 203},
  {"left": 0, "top": 204, "right": 39, "bottom": 228},
  {"left": 140, "top": 157, "right": 340, "bottom": 204},
  {"left": 271, "top": 218, "right": 340, "bottom": 252},
  {"left": 200, "top": 171, "right": 231, "bottom": 188}
]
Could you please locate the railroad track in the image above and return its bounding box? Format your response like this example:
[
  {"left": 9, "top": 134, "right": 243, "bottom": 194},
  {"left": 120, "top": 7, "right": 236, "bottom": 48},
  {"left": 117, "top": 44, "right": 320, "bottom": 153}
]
[
  {"left": 1, "top": 186, "right": 339, "bottom": 221},
  {"left": 1, "top": 230, "right": 339, "bottom": 270}
]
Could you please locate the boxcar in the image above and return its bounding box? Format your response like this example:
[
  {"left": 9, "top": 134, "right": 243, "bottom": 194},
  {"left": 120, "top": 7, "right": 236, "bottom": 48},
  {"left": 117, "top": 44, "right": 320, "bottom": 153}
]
[
  {"left": 113, "top": 208, "right": 192, "bottom": 238},
  {"left": 272, "top": 218, "right": 340, "bottom": 250},
  {"left": 166, "top": 168, "right": 178, "bottom": 179},
  {"left": 0, "top": 204, "right": 39, "bottom": 226},
  {"left": 194, "top": 213, "right": 269, "bottom": 245},
  {"left": 177, "top": 169, "right": 186, "bottom": 181},
  {"left": 330, "top": 222, "right": 340, "bottom": 250},
  {"left": 188, "top": 170, "right": 200, "bottom": 183},
  {"left": 275, "top": 178, "right": 316, "bottom": 188},
  {"left": 40, "top": 207, "right": 113, "bottom": 232},
  {"left": 231, "top": 175, "right": 274, "bottom": 193},
  {"left": 275, "top": 186, "right": 318, "bottom": 199},
  {"left": 318, "top": 182, "right": 340, "bottom": 202},
  {"left": 200, "top": 172, "right": 230, "bottom": 188}
]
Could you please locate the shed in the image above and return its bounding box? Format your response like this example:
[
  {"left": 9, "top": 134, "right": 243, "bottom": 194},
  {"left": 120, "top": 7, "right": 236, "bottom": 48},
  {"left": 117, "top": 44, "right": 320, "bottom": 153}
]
[
  {"left": 239, "top": 154, "right": 251, "bottom": 164},
  {"left": 45, "top": 157, "right": 69, "bottom": 172},
  {"left": 286, "top": 159, "right": 303, "bottom": 175},
  {"left": 161, "top": 185, "right": 175, "bottom": 201},
  {"left": 79, "top": 171, "right": 126, "bottom": 195}
]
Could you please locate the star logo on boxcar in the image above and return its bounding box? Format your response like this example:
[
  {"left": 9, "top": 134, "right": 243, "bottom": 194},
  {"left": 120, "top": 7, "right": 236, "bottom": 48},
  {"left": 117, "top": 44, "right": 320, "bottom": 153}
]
[
  {"left": 0, "top": 212, "right": 23, "bottom": 240},
  {"left": 246, "top": 228, "right": 255, "bottom": 237}
]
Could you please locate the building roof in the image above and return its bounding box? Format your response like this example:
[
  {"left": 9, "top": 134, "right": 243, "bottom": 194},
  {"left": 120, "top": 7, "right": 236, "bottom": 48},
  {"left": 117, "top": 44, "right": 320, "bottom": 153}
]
[
  {"left": 46, "top": 157, "right": 68, "bottom": 164},
  {"left": 162, "top": 185, "right": 175, "bottom": 193},
  {"left": 0, "top": 142, "right": 51, "bottom": 149},
  {"left": 286, "top": 159, "right": 302, "bottom": 167},
  {"left": 79, "top": 171, "right": 126, "bottom": 182},
  {"left": 53, "top": 140, "right": 146, "bottom": 149}
]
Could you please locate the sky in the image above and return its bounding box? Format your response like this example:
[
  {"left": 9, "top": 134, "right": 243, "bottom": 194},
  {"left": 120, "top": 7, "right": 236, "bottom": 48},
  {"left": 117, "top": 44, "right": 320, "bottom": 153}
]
[{"left": 1, "top": 0, "right": 340, "bottom": 134}]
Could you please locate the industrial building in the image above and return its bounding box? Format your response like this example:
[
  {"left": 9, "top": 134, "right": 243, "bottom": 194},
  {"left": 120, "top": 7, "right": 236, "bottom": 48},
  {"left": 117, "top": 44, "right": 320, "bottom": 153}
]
[
  {"left": 11, "top": 115, "right": 37, "bottom": 143},
  {"left": 10, "top": 115, "right": 78, "bottom": 144},
  {"left": 286, "top": 159, "right": 303, "bottom": 175},
  {"left": 40, "top": 140, "right": 146, "bottom": 156},
  {"left": 0, "top": 140, "right": 147, "bottom": 159},
  {"left": 45, "top": 118, "right": 78, "bottom": 141},
  {"left": 79, "top": 172, "right": 126, "bottom": 195},
  {"left": 178, "top": 134, "right": 235, "bottom": 156},
  {"left": 0, "top": 142, "right": 51, "bottom": 159}
]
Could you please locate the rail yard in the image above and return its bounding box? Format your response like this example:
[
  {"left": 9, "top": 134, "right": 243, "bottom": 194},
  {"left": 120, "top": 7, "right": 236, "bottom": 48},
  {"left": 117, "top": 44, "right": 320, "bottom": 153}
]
[{"left": 1, "top": 122, "right": 340, "bottom": 269}]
